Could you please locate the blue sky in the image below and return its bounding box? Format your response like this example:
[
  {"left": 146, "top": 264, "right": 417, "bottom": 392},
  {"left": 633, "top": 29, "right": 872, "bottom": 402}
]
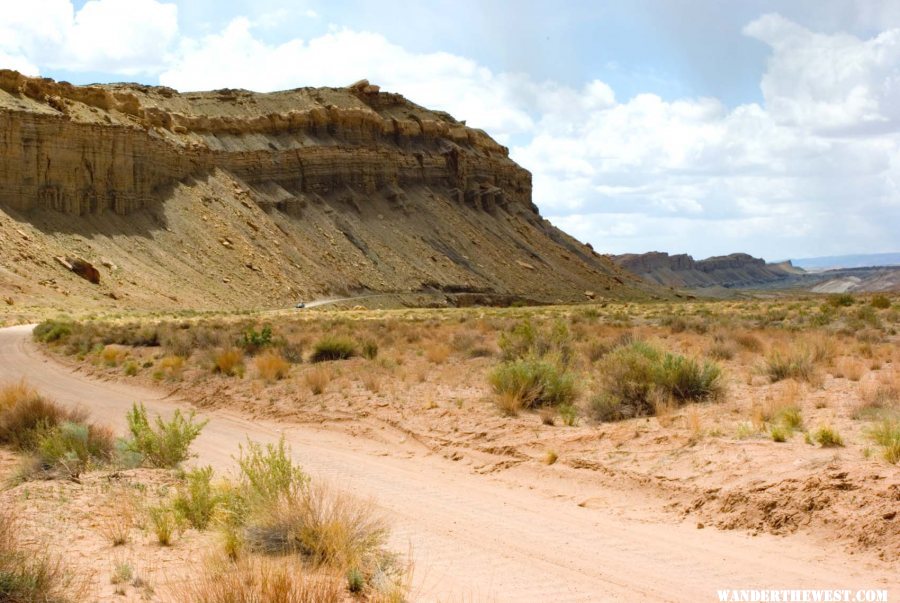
[{"left": 3, "top": 0, "right": 900, "bottom": 260}]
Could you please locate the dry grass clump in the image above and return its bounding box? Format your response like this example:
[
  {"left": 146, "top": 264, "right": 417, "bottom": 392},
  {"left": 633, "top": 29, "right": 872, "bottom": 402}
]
[
  {"left": 98, "top": 488, "right": 138, "bottom": 546},
  {"left": 834, "top": 358, "right": 865, "bottom": 381},
  {"left": 214, "top": 439, "right": 404, "bottom": 598},
  {"left": 583, "top": 339, "right": 614, "bottom": 363},
  {"left": 0, "top": 509, "right": 85, "bottom": 602},
  {"left": 247, "top": 481, "right": 388, "bottom": 569},
  {"left": 449, "top": 330, "right": 493, "bottom": 358},
  {"left": 731, "top": 331, "right": 764, "bottom": 353},
  {"left": 763, "top": 346, "right": 817, "bottom": 383},
  {"left": 424, "top": 343, "right": 451, "bottom": 364},
  {"left": 0, "top": 380, "right": 35, "bottom": 413},
  {"left": 213, "top": 347, "right": 245, "bottom": 377},
  {"left": 0, "top": 382, "right": 85, "bottom": 449},
  {"left": 256, "top": 351, "right": 291, "bottom": 382},
  {"left": 101, "top": 345, "right": 127, "bottom": 367},
  {"left": 811, "top": 425, "right": 844, "bottom": 447},
  {"left": 805, "top": 333, "right": 837, "bottom": 365},
  {"left": 853, "top": 370, "right": 899, "bottom": 420},
  {"left": 156, "top": 355, "right": 185, "bottom": 380},
  {"left": 752, "top": 383, "right": 805, "bottom": 439},
  {"left": 706, "top": 335, "right": 737, "bottom": 360},
  {"left": 310, "top": 337, "right": 356, "bottom": 363},
  {"left": 148, "top": 504, "right": 184, "bottom": 546},
  {"left": 867, "top": 420, "right": 900, "bottom": 464},
  {"left": 174, "top": 555, "right": 342, "bottom": 603},
  {"left": 0, "top": 381, "right": 113, "bottom": 478},
  {"left": 361, "top": 373, "right": 381, "bottom": 394},
  {"left": 305, "top": 366, "right": 333, "bottom": 395}
]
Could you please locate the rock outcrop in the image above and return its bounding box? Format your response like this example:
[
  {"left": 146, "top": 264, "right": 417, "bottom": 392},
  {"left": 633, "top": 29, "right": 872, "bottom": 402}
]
[
  {"left": 0, "top": 71, "right": 528, "bottom": 217},
  {"left": 613, "top": 252, "right": 798, "bottom": 289},
  {"left": 0, "top": 71, "right": 650, "bottom": 310}
]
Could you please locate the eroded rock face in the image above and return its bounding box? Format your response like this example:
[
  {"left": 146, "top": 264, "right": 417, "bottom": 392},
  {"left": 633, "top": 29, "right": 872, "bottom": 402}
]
[
  {"left": 0, "top": 71, "right": 651, "bottom": 307},
  {"left": 0, "top": 70, "right": 529, "bottom": 218}
]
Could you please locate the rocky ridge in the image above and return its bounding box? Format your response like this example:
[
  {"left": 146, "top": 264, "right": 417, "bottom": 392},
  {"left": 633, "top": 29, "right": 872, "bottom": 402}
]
[
  {"left": 612, "top": 252, "right": 798, "bottom": 289},
  {"left": 0, "top": 72, "right": 649, "bottom": 311}
]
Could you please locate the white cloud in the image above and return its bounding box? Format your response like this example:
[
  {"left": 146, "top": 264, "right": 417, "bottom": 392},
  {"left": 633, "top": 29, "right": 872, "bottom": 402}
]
[
  {"left": 61, "top": 0, "right": 178, "bottom": 74},
  {"left": 0, "top": 0, "right": 178, "bottom": 76},
  {"left": 744, "top": 12, "right": 900, "bottom": 135}
]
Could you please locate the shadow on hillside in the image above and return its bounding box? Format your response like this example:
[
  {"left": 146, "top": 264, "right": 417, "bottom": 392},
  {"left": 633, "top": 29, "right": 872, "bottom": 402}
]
[{"left": 3, "top": 179, "right": 187, "bottom": 237}]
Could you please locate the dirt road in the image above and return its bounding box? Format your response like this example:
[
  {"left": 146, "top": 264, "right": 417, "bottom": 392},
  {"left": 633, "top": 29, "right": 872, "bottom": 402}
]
[{"left": 0, "top": 325, "right": 892, "bottom": 602}]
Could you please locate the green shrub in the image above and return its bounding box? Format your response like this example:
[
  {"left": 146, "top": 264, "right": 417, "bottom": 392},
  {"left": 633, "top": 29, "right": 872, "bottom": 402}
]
[
  {"left": 594, "top": 341, "right": 660, "bottom": 418},
  {"left": 172, "top": 466, "right": 219, "bottom": 530},
  {"left": 498, "top": 320, "right": 572, "bottom": 364},
  {"left": 590, "top": 393, "right": 628, "bottom": 422},
  {"left": 656, "top": 354, "right": 723, "bottom": 402},
  {"left": 309, "top": 337, "right": 356, "bottom": 363},
  {"left": 347, "top": 567, "right": 365, "bottom": 593},
  {"left": 592, "top": 342, "right": 723, "bottom": 421},
  {"left": 36, "top": 421, "right": 114, "bottom": 474},
  {"left": 774, "top": 405, "right": 803, "bottom": 430},
  {"left": 488, "top": 358, "right": 576, "bottom": 411},
  {"left": 871, "top": 294, "right": 891, "bottom": 309},
  {"left": 240, "top": 325, "right": 274, "bottom": 354},
  {"left": 869, "top": 293, "right": 891, "bottom": 310},
  {"left": 32, "top": 319, "right": 74, "bottom": 343},
  {"left": 826, "top": 293, "right": 854, "bottom": 307},
  {"left": 123, "top": 403, "right": 207, "bottom": 468},
  {"left": 770, "top": 424, "right": 790, "bottom": 442},
  {"left": 237, "top": 438, "right": 308, "bottom": 507},
  {"left": 867, "top": 420, "right": 900, "bottom": 464},
  {"left": 219, "top": 438, "right": 309, "bottom": 549}
]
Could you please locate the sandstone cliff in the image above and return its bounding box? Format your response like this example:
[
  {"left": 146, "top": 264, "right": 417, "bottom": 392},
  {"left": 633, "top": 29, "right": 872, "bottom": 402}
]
[
  {"left": 613, "top": 251, "right": 798, "bottom": 289},
  {"left": 0, "top": 72, "right": 648, "bottom": 311}
]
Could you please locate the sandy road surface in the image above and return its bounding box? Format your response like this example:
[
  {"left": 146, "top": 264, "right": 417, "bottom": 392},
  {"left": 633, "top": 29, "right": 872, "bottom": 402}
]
[{"left": 0, "top": 325, "right": 893, "bottom": 602}]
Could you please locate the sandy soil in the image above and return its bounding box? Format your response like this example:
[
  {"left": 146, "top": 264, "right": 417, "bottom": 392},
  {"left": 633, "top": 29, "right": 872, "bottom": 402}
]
[{"left": 1, "top": 323, "right": 897, "bottom": 601}]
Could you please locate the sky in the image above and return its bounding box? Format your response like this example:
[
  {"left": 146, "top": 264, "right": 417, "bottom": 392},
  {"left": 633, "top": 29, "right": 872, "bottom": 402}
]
[{"left": 2, "top": 1, "right": 899, "bottom": 261}]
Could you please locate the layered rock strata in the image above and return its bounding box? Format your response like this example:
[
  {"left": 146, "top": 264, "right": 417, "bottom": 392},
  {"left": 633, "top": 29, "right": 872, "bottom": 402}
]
[
  {"left": 0, "top": 73, "right": 527, "bottom": 217},
  {"left": 0, "top": 72, "right": 649, "bottom": 308}
]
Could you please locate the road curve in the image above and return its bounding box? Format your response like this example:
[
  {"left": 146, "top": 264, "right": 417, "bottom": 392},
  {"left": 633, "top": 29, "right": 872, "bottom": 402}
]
[{"left": 0, "top": 325, "right": 891, "bottom": 602}]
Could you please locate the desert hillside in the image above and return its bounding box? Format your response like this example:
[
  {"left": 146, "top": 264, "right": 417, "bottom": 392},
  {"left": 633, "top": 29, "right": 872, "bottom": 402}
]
[{"left": 0, "top": 71, "right": 649, "bottom": 314}]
